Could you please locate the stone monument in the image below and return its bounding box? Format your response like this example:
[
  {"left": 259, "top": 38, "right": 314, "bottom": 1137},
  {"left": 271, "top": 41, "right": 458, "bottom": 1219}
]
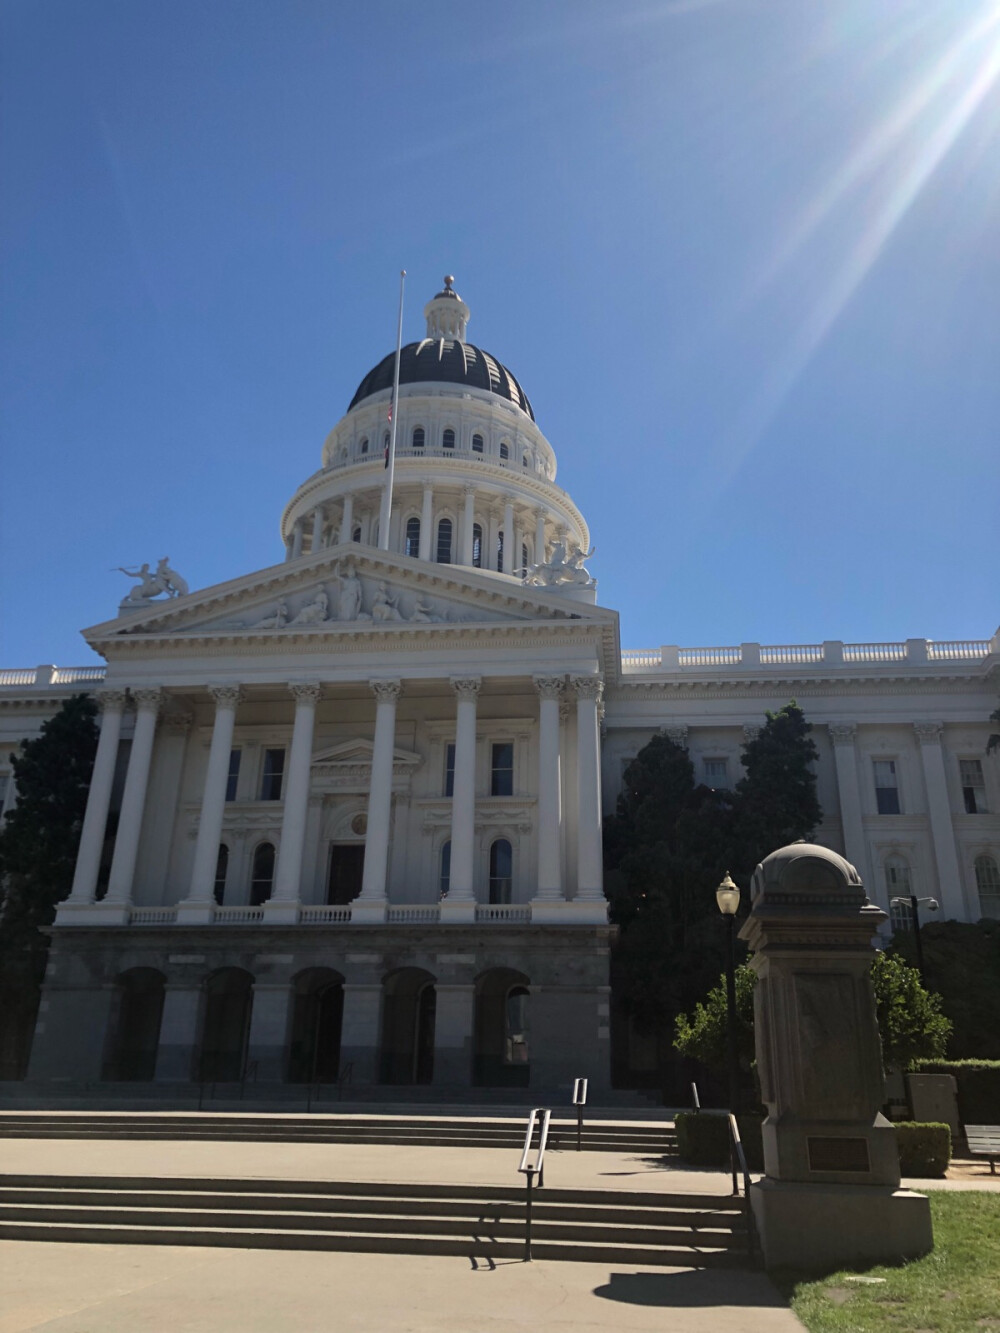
[{"left": 740, "top": 842, "right": 933, "bottom": 1269}]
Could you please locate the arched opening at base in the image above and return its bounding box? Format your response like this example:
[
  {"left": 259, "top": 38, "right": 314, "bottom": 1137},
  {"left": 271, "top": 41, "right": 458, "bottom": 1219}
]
[
  {"left": 379, "top": 967, "right": 436, "bottom": 1085},
  {"left": 473, "top": 968, "right": 530, "bottom": 1087},
  {"left": 287, "top": 968, "right": 345, "bottom": 1083},
  {"left": 103, "top": 968, "right": 165, "bottom": 1081},
  {"left": 198, "top": 968, "right": 253, "bottom": 1082}
]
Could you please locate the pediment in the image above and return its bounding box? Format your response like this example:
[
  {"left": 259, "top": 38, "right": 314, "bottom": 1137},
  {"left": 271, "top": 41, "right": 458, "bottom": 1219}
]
[
  {"left": 312, "top": 739, "right": 422, "bottom": 772},
  {"left": 83, "top": 543, "right": 616, "bottom": 648}
]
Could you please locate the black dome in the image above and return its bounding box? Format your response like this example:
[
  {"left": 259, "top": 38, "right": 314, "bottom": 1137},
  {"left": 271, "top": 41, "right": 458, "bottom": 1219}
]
[{"left": 348, "top": 339, "right": 534, "bottom": 421}]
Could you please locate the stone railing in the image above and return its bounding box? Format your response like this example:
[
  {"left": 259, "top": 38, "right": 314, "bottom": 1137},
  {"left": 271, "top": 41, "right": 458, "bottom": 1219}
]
[
  {"left": 299, "top": 905, "right": 353, "bottom": 924},
  {"left": 386, "top": 904, "right": 441, "bottom": 923},
  {"left": 129, "top": 905, "right": 178, "bottom": 925},
  {"left": 112, "top": 901, "right": 539, "bottom": 926},
  {"left": 475, "top": 903, "right": 531, "bottom": 923},
  {"left": 0, "top": 665, "right": 108, "bottom": 688},
  {"left": 213, "top": 905, "right": 266, "bottom": 924},
  {"left": 621, "top": 637, "right": 994, "bottom": 674}
]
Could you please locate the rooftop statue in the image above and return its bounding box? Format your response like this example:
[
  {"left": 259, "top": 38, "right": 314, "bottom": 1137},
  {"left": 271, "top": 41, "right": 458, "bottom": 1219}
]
[
  {"left": 523, "top": 542, "right": 596, "bottom": 589},
  {"left": 118, "top": 556, "right": 190, "bottom": 610}
]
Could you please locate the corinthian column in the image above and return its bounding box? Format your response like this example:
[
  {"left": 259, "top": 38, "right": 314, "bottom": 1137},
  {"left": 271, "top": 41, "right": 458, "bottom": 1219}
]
[
  {"left": 354, "top": 679, "right": 401, "bottom": 922},
  {"left": 265, "top": 683, "right": 321, "bottom": 922},
  {"left": 441, "top": 678, "right": 481, "bottom": 923},
  {"left": 914, "top": 722, "right": 964, "bottom": 920},
  {"left": 59, "top": 691, "right": 128, "bottom": 917},
  {"left": 179, "top": 686, "right": 242, "bottom": 924},
  {"left": 571, "top": 675, "right": 607, "bottom": 915},
  {"left": 531, "top": 676, "right": 563, "bottom": 916},
  {"left": 104, "top": 688, "right": 162, "bottom": 916}
]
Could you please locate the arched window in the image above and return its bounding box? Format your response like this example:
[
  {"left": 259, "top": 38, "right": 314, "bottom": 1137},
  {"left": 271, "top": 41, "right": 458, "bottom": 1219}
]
[
  {"left": 442, "top": 428, "right": 455, "bottom": 450},
  {"left": 521, "top": 542, "right": 529, "bottom": 575},
  {"left": 472, "top": 434, "right": 484, "bottom": 453},
  {"left": 405, "top": 517, "right": 420, "bottom": 558},
  {"left": 352, "top": 525, "right": 362, "bottom": 544},
  {"left": 472, "top": 523, "right": 483, "bottom": 568},
  {"left": 439, "top": 841, "right": 451, "bottom": 899},
  {"left": 522, "top": 454, "right": 530, "bottom": 468},
  {"left": 489, "top": 838, "right": 513, "bottom": 904},
  {"left": 497, "top": 530, "right": 505, "bottom": 573},
  {"left": 499, "top": 442, "right": 509, "bottom": 460},
  {"left": 250, "top": 842, "right": 275, "bottom": 906},
  {"left": 885, "top": 855, "right": 912, "bottom": 930},
  {"left": 412, "top": 426, "right": 425, "bottom": 448},
  {"left": 213, "top": 844, "right": 229, "bottom": 906},
  {"left": 436, "top": 518, "right": 453, "bottom": 564},
  {"left": 975, "top": 855, "right": 1000, "bottom": 919},
  {"left": 360, "top": 437, "right": 369, "bottom": 455}
]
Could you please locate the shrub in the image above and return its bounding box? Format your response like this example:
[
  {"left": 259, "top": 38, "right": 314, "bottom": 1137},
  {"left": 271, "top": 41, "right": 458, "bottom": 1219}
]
[
  {"left": 675, "top": 1111, "right": 764, "bottom": 1170},
  {"left": 894, "top": 1121, "right": 951, "bottom": 1177},
  {"left": 911, "top": 1060, "right": 1000, "bottom": 1126}
]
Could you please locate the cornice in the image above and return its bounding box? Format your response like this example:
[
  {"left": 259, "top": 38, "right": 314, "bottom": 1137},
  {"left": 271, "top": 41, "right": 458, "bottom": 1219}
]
[{"left": 606, "top": 673, "right": 995, "bottom": 702}]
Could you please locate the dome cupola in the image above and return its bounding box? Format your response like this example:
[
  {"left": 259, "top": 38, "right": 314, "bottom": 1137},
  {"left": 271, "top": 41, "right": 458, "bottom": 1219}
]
[{"left": 423, "top": 275, "right": 469, "bottom": 341}]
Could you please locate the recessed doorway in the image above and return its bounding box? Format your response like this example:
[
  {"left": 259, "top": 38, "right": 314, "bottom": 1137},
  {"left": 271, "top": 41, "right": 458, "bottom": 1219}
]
[{"left": 327, "top": 843, "right": 365, "bottom": 905}]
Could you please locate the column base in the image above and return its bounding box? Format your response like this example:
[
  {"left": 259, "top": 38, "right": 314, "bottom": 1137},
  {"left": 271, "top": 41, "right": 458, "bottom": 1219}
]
[
  {"left": 175, "top": 901, "right": 216, "bottom": 926},
  {"left": 53, "top": 900, "right": 130, "bottom": 927},
  {"left": 350, "top": 898, "right": 388, "bottom": 925},
  {"left": 261, "top": 899, "right": 301, "bottom": 925},
  {"left": 438, "top": 898, "right": 476, "bottom": 924},
  {"left": 531, "top": 898, "right": 608, "bottom": 924}
]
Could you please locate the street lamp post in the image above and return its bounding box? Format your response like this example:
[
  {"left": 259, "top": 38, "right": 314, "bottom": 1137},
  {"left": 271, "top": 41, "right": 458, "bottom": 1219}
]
[
  {"left": 716, "top": 872, "right": 741, "bottom": 1116},
  {"left": 889, "top": 894, "right": 939, "bottom": 981}
]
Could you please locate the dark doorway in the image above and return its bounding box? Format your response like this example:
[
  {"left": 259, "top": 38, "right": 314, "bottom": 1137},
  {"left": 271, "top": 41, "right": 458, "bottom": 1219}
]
[
  {"left": 328, "top": 844, "right": 365, "bottom": 905},
  {"left": 104, "top": 968, "right": 165, "bottom": 1081},
  {"left": 473, "top": 968, "right": 530, "bottom": 1087},
  {"left": 288, "top": 968, "right": 345, "bottom": 1083},
  {"left": 199, "top": 968, "right": 253, "bottom": 1081},
  {"left": 379, "top": 968, "right": 436, "bottom": 1085}
]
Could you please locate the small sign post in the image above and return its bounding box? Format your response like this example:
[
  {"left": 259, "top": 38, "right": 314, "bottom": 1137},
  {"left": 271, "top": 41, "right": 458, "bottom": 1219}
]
[{"left": 572, "top": 1077, "right": 588, "bottom": 1151}]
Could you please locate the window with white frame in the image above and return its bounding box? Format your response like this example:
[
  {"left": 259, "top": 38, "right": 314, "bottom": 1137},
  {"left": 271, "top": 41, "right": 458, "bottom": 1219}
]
[
  {"left": 444, "top": 743, "right": 455, "bottom": 797},
  {"left": 472, "top": 434, "right": 484, "bottom": 453},
  {"left": 885, "top": 855, "right": 912, "bottom": 930},
  {"left": 489, "top": 838, "right": 513, "bottom": 904},
  {"left": 499, "top": 441, "right": 509, "bottom": 460},
  {"left": 250, "top": 842, "right": 275, "bottom": 905},
  {"left": 439, "top": 841, "right": 451, "bottom": 898},
  {"left": 960, "top": 760, "right": 988, "bottom": 814},
  {"left": 491, "top": 742, "right": 514, "bottom": 796},
  {"left": 225, "top": 749, "right": 241, "bottom": 802},
  {"left": 974, "top": 855, "right": 1000, "bottom": 919},
  {"left": 442, "top": 428, "right": 455, "bottom": 449},
  {"left": 412, "top": 426, "right": 425, "bottom": 449},
  {"left": 472, "top": 524, "right": 483, "bottom": 568},
  {"left": 259, "top": 748, "right": 285, "bottom": 801},
  {"left": 704, "top": 758, "right": 730, "bottom": 790},
  {"left": 405, "top": 517, "right": 420, "bottom": 558},
  {"left": 873, "top": 759, "right": 901, "bottom": 814},
  {"left": 213, "top": 844, "right": 229, "bottom": 905},
  {"left": 436, "top": 518, "right": 453, "bottom": 564}
]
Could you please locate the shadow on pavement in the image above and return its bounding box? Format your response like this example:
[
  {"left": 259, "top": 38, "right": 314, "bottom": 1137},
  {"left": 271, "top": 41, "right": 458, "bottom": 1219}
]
[{"left": 592, "top": 1269, "right": 788, "bottom": 1308}]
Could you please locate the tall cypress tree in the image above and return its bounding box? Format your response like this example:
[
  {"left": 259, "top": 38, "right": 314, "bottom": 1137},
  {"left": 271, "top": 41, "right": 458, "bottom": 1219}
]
[{"left": 732, "top": 701, "right": 821, "bottom": 878}]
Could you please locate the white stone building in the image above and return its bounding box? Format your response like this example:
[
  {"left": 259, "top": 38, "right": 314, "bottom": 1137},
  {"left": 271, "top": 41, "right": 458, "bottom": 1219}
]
[{"left": 2, "top": 278, "right": 998, "bottom": 1092}]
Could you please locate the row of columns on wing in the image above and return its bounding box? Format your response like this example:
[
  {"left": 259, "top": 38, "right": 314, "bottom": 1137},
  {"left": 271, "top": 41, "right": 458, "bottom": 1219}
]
[
  {"left": 284, "top": 487, "right": 563, "bottom": 576},
  {"left": 64, "top": 674, "right": 606, "bottom": 914}
]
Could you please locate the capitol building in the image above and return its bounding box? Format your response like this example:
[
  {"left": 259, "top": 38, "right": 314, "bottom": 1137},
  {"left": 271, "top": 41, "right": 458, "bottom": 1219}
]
[{"left": 2, "top": 278, "right": 998, "bottom": 1092}]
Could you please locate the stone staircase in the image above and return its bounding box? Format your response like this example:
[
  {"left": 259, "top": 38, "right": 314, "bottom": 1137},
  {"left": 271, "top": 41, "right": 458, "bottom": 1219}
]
[
  {"left": 0, "top": 1173, "right": 747, "bottom": 1266},
  {"left": 0, "top": 1110, "right": 678, "bottom": 1156}
]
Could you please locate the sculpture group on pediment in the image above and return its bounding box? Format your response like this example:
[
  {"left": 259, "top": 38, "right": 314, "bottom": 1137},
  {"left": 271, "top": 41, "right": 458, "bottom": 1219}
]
[
  {"left": 238, "top": 569, "right": 453, "bottom": 631},
  {"left": 288, "top": 588, "right": 329, "bottom": 626},
  {"left": 523, "top": 541, "right": 596, "bottom": 589},
  {"left": 118, "top": 555, "right": 190, "bottom": 609}
]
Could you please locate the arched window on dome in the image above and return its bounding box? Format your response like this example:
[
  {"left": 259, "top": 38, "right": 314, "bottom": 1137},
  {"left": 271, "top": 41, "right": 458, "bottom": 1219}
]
[
  {"left": 489, "top": 839, "right": 513, "bottom": 905},
  {"left": 522, "top": 454, "right": 529, "bottom": 468},
  {"left": 443, "top": 428, "right": 456, "bottom": 450},
  {"left": 499, "top": 442, "right": 509, "bottom": 460},
  {"left": 352, "top": 526, "right": 362, "bottom": 544},
  {"left": 521, "top": 543, "right": 529, "bottom": 576},
  {"left": 250, "top": 842, "right": 275, "bottom": 906},
  {"left": 497, "top": 530, "right": 505, "bottom": 574},
  {"left": 885, "top": 855, "right": 912, "bottom": 931},
  {"left": 405, "top": 517, "right": 420, "bottom": 558},
  {"left": 436, "top": 518, "right": 453, "bottom": 564},
  {"left": 975, "top": 854, "right": 1000, "bottom": 919},
  {"left": 472, "top": 524, "right": 483, "bottom": 569},
  {"left": 439, "top": 841, "right": 451, "bottom": 899},
  {"left": 360, "top": 438, "right": 369, "bottom": 455},
  {"left": 472, "top": 434, "right": 484, "bottom": 453},
  {"left": 412, "top": 427, "right": 425, "bottom": 449}
]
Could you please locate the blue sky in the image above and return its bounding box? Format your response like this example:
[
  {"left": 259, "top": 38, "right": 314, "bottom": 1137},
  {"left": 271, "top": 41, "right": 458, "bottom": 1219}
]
[{"left": 2, "top": 0, "right": 998, "bottom": 666}]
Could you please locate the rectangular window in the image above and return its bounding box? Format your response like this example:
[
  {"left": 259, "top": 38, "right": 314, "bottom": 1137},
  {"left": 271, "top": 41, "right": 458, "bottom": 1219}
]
[
  {"left": 260, "top": 748, "right": 285, "bottom": 801},
  {"left": 491, "top": 742, "right": 514, "bottom": 797},
  {"left": 873, "top": 759, "right": 900, "bottom": 814},
  {"left": 444, "top": 743, "right": 456, "bottom": 798},
  {"left": 704, "top": 758, "right": 730, "bottom": 790},
  {"left": 960, "top": 759, "right": 987, "bottom": 814},
  {"left": 225, "top": 749, "right": 241, "bottom": 802}
]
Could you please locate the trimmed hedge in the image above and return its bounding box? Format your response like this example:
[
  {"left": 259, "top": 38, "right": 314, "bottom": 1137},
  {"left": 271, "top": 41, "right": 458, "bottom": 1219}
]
[
  {"left": 894, "top": 1121, "right": 951, "bottom": 1178},
  {"left": 912, "top": 1060, "right": 1000, "bottom": 1126},
  {"left": 674, "top": 1112, "right": 764, "bottom": 1170}
]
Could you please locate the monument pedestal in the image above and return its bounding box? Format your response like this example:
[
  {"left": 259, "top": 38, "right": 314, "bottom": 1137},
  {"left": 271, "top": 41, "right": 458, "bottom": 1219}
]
[{"left": 750, "top": 1178, "right": 933, "bottom": 1269}]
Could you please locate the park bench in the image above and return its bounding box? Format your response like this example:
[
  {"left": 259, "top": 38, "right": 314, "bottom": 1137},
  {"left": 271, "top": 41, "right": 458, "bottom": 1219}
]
[{"left": 965, "top": 1125, "right": 1000, "bottom": 1174}]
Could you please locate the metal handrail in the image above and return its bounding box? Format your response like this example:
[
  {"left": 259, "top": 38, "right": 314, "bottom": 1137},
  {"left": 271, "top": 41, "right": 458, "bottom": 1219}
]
[
  {"left": 727, "top": 1112, "right": 758, "bottom": 1263},
  {"left": 518, "top": 1107, "right": 552, "bottom": 1261}
]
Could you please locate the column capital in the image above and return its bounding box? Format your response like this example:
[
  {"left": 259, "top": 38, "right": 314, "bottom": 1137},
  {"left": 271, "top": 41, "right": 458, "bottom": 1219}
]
[
  {"left": 96, "top": 689, "right": 128, "bottom": 714},
  {"left": 742, "top": 723, "right": 762, "bottom": 743},
  {"left": 131, "top": 687, "right": 163, "bottom": 713},
  {"left": 162, "top": 710, "right": 193, "bottom": 734},
  {"left": 533, "top": 675, "right": 565, "bottom": 701},
  {"left": 463, "top": 484, "right": 476, "bottom": 498},
  {"left": 209, "top": 684, "right": 244, "bottom": 709},
  {"left": 450, "top": 677, "right": 482, "bottom": 702},
  {"left": 370, "top": 678, "right": 402, "bottom": 704},
  {"left": 288, "top": 682, "right": 322, "bottom": 705},
  {"left": 660, "top": 724, "right": 688, "bottom": 747},
  {"left": 570, "top": 674, "right": 604, "bottom": 703},
  {"left": 914, "top": 721, "right": 944, "bottom": 745},
  {"left": 828, "top": 723, "right": 858, "bottom": 745}
]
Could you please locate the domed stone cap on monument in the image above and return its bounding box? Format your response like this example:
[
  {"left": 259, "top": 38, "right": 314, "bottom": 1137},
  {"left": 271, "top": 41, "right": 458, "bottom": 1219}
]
[
  {"left": 347, "top": 276, "right": 535, "bottom": 420},
  {"left": 749, "top": 841, "right": 868, "bottom": 908}
]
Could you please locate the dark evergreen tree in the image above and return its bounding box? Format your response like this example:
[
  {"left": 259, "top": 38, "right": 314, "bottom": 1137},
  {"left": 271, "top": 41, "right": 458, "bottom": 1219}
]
[
  {"left": 732, "top": 701, "right": 821, "bottom": 879},
  {"left": 0, "top": 694, "right": 99, "bottom": 1077}
]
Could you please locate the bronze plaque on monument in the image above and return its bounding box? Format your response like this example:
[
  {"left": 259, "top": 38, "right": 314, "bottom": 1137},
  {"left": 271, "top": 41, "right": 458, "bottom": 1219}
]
[{"left": 807, "top": 1136, "right": 871, "bottom": 1173}]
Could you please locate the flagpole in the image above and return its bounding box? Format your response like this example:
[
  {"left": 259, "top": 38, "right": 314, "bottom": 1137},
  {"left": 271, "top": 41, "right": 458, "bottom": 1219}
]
[{"left": 379, "top": 269, "right": 406, "bottom": 551}]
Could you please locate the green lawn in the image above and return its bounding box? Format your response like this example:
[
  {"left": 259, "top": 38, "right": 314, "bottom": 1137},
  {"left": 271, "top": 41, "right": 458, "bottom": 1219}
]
[{"left": 774, "top": 1192, "right": 1000, "bottom": 1333}]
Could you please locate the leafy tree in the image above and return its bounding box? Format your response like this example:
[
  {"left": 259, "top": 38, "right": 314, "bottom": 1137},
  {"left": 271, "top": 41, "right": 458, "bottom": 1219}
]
[
  {"left": 0, "top": 695, "right": 99, "bottom": 1076},
  {"left": 674, "top": 954, "right": 951, "bottom": 1076}
]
